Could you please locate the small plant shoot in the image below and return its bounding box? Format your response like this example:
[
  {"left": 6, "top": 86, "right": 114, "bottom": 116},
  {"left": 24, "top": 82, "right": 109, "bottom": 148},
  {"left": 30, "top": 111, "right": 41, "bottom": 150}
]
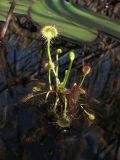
[{"left": 36, "top": 25, "right": 95, "bottom": 128}]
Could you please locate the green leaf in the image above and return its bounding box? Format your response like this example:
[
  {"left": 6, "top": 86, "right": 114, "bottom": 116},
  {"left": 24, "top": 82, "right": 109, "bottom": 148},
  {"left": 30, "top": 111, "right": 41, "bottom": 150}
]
[
  {"left": 31, "top": 0, "right": 120, "bottom": 41},
  {"left": 0, "top": 0, "right": 120, "bottom": 42},
  {"left": 0, "top": 0, "right": 31, "bottom": 20},
  {"left": 0, "top": 0, "right": 10, "bottom": 21},
  {"left": 65, "top": 2, "right": 120, "bottom": 39},
  {"left": 31, "top": 0, "right": 98, "bottom": 42}
]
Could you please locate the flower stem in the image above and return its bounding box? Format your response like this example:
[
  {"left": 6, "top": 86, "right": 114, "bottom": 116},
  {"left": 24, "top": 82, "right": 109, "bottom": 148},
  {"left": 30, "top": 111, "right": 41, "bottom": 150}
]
[
  {"left": 48, "top": 69, "right": 52, "bottom": 90},
  {"left": 56, "top": 52, "right": 59, "bottom": 79},
  {"left": 53, "top": 97, "right": 59, "bottom": 113},
  {"left": 63, "top": 96, "right": 67, "bottom": 117},
  {"left": 61, "top": 61, "right": 73, "bottom": 89},
  {"left": 55, "top": 51, "right": 61, "bottom": 86},
  {"left": 80, "top": 74, "right": 86, "bottom": 87},
  {"left": 47, "top": 38, "right": 52, "bottom": 63}
]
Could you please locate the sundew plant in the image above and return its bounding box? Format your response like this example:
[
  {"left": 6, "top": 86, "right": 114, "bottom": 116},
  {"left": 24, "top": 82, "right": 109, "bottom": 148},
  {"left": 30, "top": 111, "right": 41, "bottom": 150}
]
[{"left": 32, "top": 25, "right": 95, "bottom": 128}]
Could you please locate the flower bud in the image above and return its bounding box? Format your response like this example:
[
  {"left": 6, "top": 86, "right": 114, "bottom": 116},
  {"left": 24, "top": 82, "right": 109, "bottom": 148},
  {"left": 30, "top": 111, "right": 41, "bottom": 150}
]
[
  {"left": 44, "top": 62, "right": 55, "bottom": 70},
  {"left": 85, "top": 110, "right": 95, "bottom": 121},
  {"left": 41, "top": 25, "right": 58, "bottom": 40},
  {"left": 88, "top": 113, "right": 95, "bottom": 121},
  {"left": 49, "top": 62, "right": 55, "bottom": 70},
  {"left": 69, "top": 51, "right": 75, "bottom": 61},
  {"left": 57, "top": 48, "right": 62, "bottom": 54},
  {"left": 82, "top": 65, "right": 91, "bottom": 75}
]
